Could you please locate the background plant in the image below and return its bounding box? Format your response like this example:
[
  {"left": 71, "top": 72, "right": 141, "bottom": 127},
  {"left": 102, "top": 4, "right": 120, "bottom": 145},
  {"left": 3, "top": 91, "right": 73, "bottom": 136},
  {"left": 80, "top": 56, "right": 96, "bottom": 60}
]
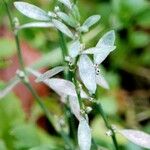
[{"left": 0, "top": 0, "right": 150, "bottom": 150}]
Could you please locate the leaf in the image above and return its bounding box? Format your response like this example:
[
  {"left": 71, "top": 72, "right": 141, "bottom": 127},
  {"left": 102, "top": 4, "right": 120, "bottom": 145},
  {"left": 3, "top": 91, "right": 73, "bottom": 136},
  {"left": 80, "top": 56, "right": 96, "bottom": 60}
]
[
  {"left": 58, "top": 0, "right": 72, "bottom": 10},
  {"left": 69, "top": 40, "right": 80, "bottom": 58},
  {"left": 71, "top": 5, "right": 80, "bottom": 21},
  {"left": 78, "top": 118, "right": 91, "bottom": 150},
  {"left": 69, "top": 96, "right": 81, "bottom": 120},
  {"left": 11, "top": 124, "right": 41, "bottom": 149},
  {"left": 96, "top": 30, "right": 115, "bottom": 47},
  {"left": 48, "top": 78, "right": 77, "bottom": 97},
  {"left": 0, "top": 78, "right": 20, "bottom": 99},
  {"left": 94, "top": 30, "right": 116, "bottom": 64},
  {"left": 83, "top": 46, "right": 116, "bottom": 55},
  {"left": 77, "top": 55, "right": 96, "bottom": 94},
  {"left": 14, "top": 2, "right": 50, "bottom": 21},
  {"left": 119, "top": 129, "right": 150, "bottom": 149},
  {"left": 96, "top": 74, "right": 109, "bottom": 89},
  {"left": 36, "top": 66, "right": 64, "bottom": 82},
  {"left": 52, "top": 19, "right": 74, "bottom": 39},
  {"left": 19, "top": 22, "right": 54, "bottom": 30},
  {"left": 57, "top": 12, "right": 77, "bottom": 28},
  {"left": 82, "top": 15, "right": 101, "bottom": 29}
]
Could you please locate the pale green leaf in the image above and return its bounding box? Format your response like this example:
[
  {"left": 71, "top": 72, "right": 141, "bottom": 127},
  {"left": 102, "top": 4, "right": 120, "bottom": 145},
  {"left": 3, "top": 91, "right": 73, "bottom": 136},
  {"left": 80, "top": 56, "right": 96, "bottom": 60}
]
[
  {"left": 57, "top": 12, "right": 77, "bottom": 27},
  {"left": 78, "top": 118, "right": 91, "bottom": 150},
  {"left": 52, "top": 19, "right": 74, "bottom": 39},
  {"left": 119, "top": 129, "right": 150, "bottom": 149},
  {"left": 36, "top": 66, "right": 64, "bottom": 82},
  {"left": 19, "top": 22, "right": 54, "bottom": 29},
  {"left": 58, "top": 0, "right": 72, "bottom": 9},
  {"left": 14, "top": 2, "right": 50, "bottom": 21},
  {"left": 77, "top": 55, "right": 96, "bottom": 94},
  {"left": 83, "top": 15, "right": 101, "bottom": 29}
]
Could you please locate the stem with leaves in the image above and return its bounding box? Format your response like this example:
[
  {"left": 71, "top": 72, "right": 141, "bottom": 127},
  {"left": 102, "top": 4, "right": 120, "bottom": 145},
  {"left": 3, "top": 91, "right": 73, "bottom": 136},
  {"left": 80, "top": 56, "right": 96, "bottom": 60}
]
[{"left": 3, "top": 0, "right": 56, "bottom": 133}]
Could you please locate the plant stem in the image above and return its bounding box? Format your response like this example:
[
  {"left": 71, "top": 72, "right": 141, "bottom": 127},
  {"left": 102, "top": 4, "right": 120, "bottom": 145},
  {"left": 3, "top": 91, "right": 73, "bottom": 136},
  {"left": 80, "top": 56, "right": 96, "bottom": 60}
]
[
  {"left": 3, "top": 0, "right": 57, "bottom": 132},
  {"left": 58, "top": 31, "right": 77, "bottom": 145},
  {"left": 93, "top": 101, "right": 119, "bottom": 150}
]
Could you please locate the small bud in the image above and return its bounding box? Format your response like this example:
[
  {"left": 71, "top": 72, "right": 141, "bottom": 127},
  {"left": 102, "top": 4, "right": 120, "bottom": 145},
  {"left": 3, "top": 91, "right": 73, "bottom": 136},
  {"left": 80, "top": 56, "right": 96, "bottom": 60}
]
[
  {"left": 106, "top": 130, "right": 113, "bottom": 136},
  {"left": 13, "top": 17, "right": 20, "bottom": 28},
  {"left": 89, "top": 97, "right": 94, "bottom": 102},
  {"left": 48, "top": 11, "right": 57, "bottom": 18},
  {"left": 111, "top": 125, "right": 117, "bottom": 132},
  {"left": 16, "top": 70, "right": 25, "bottom": 78},
  {"left": 54, "top": 6, "right": 60, "bottom": 12},
  {"left": 86, "top": 107, "right": 92, "bottom": 113},
  {"left": 80, "top": 43, "right": 85, "bottom": 51},
  {"left": 65, "top": 56, "right": 72, "bottom": 62}
]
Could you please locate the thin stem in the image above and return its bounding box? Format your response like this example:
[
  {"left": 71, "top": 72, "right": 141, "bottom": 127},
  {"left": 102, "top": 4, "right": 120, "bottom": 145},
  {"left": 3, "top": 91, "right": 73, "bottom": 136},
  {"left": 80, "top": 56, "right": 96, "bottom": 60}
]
[
  {"left": 58, "top": 31, "right": 77, "bottom": 145},
  {"left": 3, "top": 0, "right": 14, "bottom": 29},
  {"left": 3, "top": 0, "right": 57, "bottom": 133},
  {"left": 58, "top": 31, "right": 69, "bottom": 79},
  {"left": 15, "top": 34, "right": 25, "bottom": 71},
  {"left": 93, "top": 101, "right": 119, "bottom": 150}
]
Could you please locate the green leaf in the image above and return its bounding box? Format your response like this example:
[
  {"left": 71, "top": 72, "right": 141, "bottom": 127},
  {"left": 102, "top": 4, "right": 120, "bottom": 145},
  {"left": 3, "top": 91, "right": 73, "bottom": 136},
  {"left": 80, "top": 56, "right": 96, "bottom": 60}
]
[
  {"left": 119, "top": 129, "right": 150, "bottom": 149},
  {"left": 52, "top": 19, "right": 74, "bottom": 39},
  {"left": 82, "top": 15, "right": 101, "bottom": 29},
  {"left": 77, "top": 55, "right": 96, "bottom": 94},
  {"left": 71, "top": 5, "right": 80, "bottom": 21},
  {"left": 57, "top": 12, "right": 77, "bottom": 28},
  {"left": 58, "top": 0, "right": 72, "bottom": 10},
  {"left": 19, "top": 22, "right": 54, "bottom": 30},
  {"left": 36, "top": 66, "right": 64, "bottom": 82},
  {"left": 78, "top": 118, "right": 91, "bottom": 150},
  {"left": 14, "top": 2, "right": 50, "bottom": 21},
  {"left": 11, "top": 124, "right": 41, "bottom": 149}
]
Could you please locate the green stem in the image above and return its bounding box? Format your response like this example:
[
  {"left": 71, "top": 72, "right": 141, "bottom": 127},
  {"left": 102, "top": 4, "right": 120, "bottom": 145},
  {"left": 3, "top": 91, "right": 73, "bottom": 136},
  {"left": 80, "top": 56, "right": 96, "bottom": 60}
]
[
  {"left": 3, "top": 0, "right": 14, "bottom": 30},
  {"left": 3, "top": 0, "right": 57, "bottom": 133},
  {"left": 58, "top": 31, "right": 77, "bottom": 146},
  {"left": 93, "top": 101, "right": 119, "bottom": 150},
  {"left": 15, "top": 34, "right": 25, "bottom": 71},
  {"left": 58, "top": 31, "right": 69, "bottom": 79}
]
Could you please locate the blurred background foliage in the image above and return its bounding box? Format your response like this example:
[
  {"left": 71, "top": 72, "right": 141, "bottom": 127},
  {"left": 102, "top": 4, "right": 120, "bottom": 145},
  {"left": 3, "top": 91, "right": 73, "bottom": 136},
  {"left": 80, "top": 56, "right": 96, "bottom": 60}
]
[{"left": 0, "top": 0, "right": 150, "bottom": 149}]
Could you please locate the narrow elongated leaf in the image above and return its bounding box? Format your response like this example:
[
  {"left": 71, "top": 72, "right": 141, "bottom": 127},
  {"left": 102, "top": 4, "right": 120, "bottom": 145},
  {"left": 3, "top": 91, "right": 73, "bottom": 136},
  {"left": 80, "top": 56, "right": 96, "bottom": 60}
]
[
  {"left": 19, "top": 22, "right": 53, "bottom": 30},
  {"left": 83, "top": 15, "right": 101, "bottom": 29},
  {"left": 0, "top": 78, "right": 20, "bottom": 99},
  {"left": 80, "top": 89, "right": 89, "bottom": 99},
  {"left": 52, "top": 19, "right": 74, "bottom": 39},
  {"left": 58, "top": 0, "right": 72, "bottom": 10},
  {"left": 77, "top": 55, "right": 96, "bottom": 94},
  {"left": 96, "top": 74, "right": 109, "bottom": 89},
  {"left": 69, "top": 96, "right": 81, "bottom": 120},
  {"left": 94, "top": 30, "right": 116, "bottom": 64},
  {"left": 96, "top": 30, "right": 115, "bottom": 47},
  {"left": 14, "top": 2, "right": 50, "bottom": 21},
  {"left": 48, "top": 78, "right": 77, "bottom": 97},
  {"left": 72, "top": 5, "right": 80, "bottom": 21},
  {"left": 93, "top": 46, "right": 116, "bottom": 65},
  {"left": 69, "top": 40, "right": 80, "bottom": 58},
  {"left": 83, "top": 46, "right": 115, "bottom": 55},
  {"left": 57, "top": 12, "right": 77, "bottom": 28},
  {"left": 78, "top": 118, "right": 91, "bottom": 150},
  {"left": 36, "top": 66, "right": 64, "bottom": 82},
  {"left": 119, "top": 129, "right": 150, "bottom": 149}
]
